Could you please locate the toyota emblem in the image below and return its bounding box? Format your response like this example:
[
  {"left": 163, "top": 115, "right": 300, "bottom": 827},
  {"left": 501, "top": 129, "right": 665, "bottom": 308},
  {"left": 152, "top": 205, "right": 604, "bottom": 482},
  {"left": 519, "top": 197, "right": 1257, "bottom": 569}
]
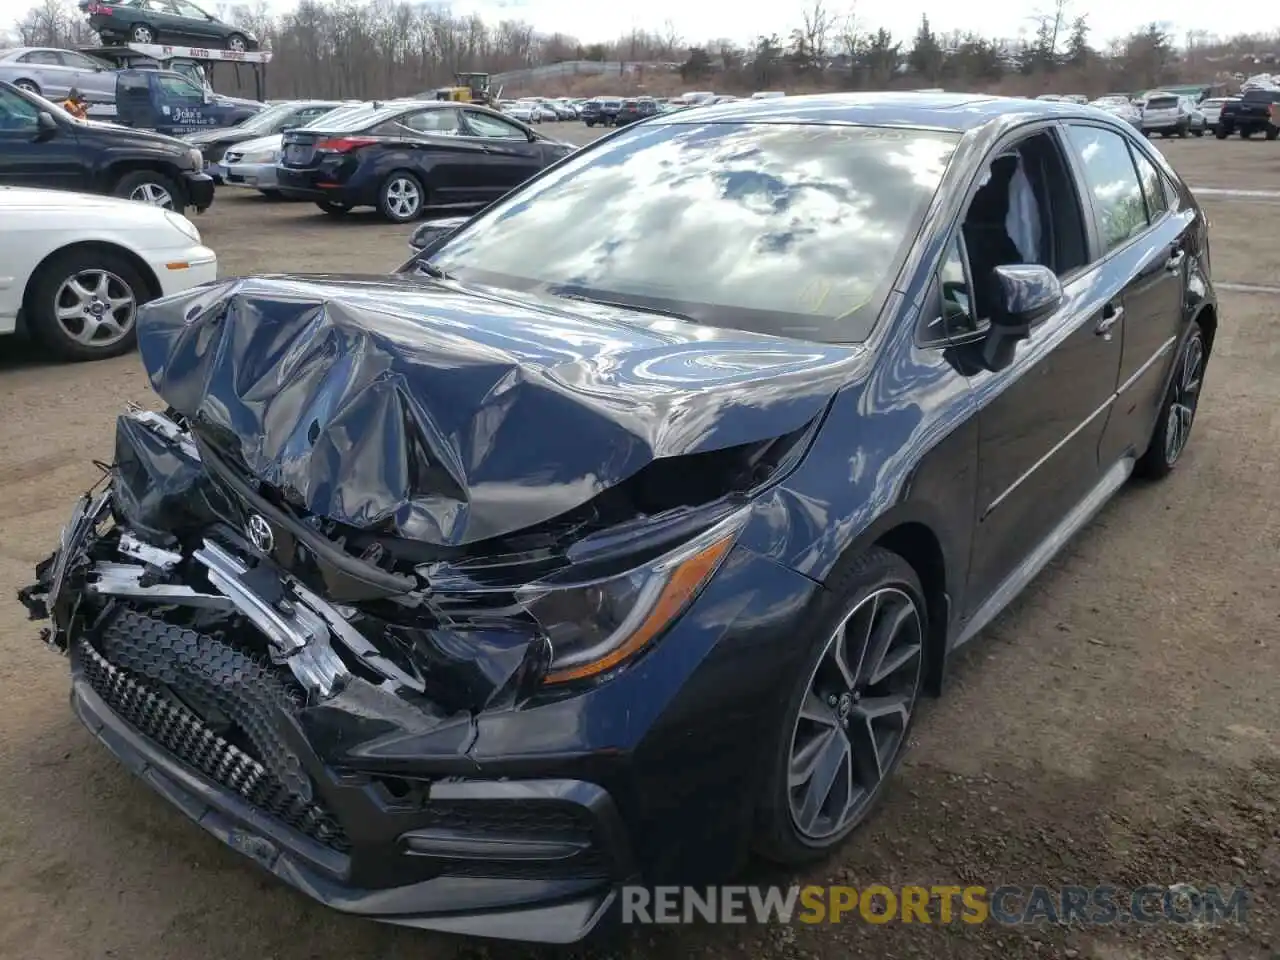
[{"left": 246, "top": 514, "right": 274, "bottom": 553}]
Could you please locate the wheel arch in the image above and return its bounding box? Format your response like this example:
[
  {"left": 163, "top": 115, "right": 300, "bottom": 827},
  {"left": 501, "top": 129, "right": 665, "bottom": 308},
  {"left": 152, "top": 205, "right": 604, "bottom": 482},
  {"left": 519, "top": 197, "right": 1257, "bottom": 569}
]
[
  {"left": 1192, "top": 301, "right": 1218, "bottom": 356},
  {"left": 872, "top": 521, "right": 950, "bottom": 698},
  {"left": 12, "top": 77, "right": 41, "bottom": 93},
  {"left": 20, "top": 240, "right": 162, "bottom": 327}
]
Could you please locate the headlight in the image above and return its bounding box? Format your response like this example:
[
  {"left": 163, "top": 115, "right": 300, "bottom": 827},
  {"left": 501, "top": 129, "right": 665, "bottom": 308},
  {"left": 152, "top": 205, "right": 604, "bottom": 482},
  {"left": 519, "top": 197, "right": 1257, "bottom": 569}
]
[
  {"left": 163, "top": 209, "right": 201, "bottom": 244},
  {"left": 242, "top": 150, "right": 278, "bottom": 164},
  {"left": 517, "top": 509, "right": 745, "bottom": 684},
  {"left": 186, "top": 147, "right": 204, "bottom": 171}
]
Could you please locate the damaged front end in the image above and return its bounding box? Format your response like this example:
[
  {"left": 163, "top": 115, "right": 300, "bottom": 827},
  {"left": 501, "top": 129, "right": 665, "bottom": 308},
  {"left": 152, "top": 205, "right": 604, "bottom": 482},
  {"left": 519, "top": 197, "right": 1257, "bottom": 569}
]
[
  {"left": 19, "top": 276, "right": 853, "bottom": 940},
  {"left": 18, "top": 405, "right": 814, "bottom": 940}
]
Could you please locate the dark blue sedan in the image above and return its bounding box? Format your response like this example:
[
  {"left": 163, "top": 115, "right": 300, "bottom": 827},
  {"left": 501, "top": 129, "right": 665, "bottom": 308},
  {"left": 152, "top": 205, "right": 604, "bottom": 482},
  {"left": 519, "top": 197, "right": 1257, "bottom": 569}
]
[{"left": 22, "top": 92, "right": 1215, "bottom": 944}]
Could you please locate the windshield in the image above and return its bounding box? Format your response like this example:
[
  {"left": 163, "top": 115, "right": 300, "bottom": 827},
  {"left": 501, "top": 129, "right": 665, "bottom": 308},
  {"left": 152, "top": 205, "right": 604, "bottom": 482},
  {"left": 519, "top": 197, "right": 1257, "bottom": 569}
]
[
  {"left": 232, "top": 101, "right": 314, "bottom": 134},
  {"left": 429, "top": 122, "right": 959, "bottom": 342},
  {"left": 305, "top": 103, "right": 407, "bottom": 131}
]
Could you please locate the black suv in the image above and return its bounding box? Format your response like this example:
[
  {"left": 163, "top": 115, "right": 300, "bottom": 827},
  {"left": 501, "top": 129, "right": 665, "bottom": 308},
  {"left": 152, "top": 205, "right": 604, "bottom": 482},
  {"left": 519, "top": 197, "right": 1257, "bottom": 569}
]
[
  {"left": 615, "top": 98, "right": 658, "bottom": 126},
  {"left": 0, "top": 79, "right": 213, "bottom": 212},
  {"left": 581, "top": 97, "right": 622, "bottom": 128}
]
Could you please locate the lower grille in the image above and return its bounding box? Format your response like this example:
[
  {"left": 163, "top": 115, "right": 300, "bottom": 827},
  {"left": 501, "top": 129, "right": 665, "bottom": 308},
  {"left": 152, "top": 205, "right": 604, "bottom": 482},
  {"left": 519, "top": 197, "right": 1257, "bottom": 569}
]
[{"left": 78, "top": 638, "right": 350, "bottom": 853}]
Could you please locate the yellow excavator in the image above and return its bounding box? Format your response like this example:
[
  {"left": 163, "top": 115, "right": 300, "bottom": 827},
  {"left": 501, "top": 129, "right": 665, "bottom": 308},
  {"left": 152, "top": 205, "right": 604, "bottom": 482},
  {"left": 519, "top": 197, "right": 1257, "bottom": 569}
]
[{"left": 432, "top": 72, "right": 500, "bottom": 107}]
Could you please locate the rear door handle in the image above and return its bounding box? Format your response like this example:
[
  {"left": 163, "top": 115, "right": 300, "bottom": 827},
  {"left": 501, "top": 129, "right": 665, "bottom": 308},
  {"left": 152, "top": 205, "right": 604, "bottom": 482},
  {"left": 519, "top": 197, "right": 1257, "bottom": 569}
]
[
  {"left": 1165, "top": 249, "right": 1186, "bottom": 272},
  {"left": 1096, "top": 303, "right": 1123, "bottom": 339}
]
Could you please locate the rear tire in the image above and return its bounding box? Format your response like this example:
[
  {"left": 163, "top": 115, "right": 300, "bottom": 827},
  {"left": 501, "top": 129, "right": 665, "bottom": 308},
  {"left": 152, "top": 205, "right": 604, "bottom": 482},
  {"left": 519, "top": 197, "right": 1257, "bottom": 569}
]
[
  {"left": 315, "top": 200, "right": 352, "bottom": 216},
  {"left": 1241, "top": 129, "right": 1253, "bottom": 139},
  {"left": 376, "top": 171, "right": 424, "bottom": 223},
  {"left": 1176, "top": 123, "right": 1188, "bottom": 138},
  {"left": 1192, "top": 128, "right": 1204, "bottom": 137},
  {"left": 1267, "top": 126, "right": 1280, "bottom": 141},
  {"left": 112, "top": 170, "right": 181, "bottom": 210},
  {"left": 25, "top": 248, "right": 148, "bottom": 362},
  {"left": 1215, "top": 126, "right": 1231, "bottom": 139},
  {"left": 226, "top": 33, "right": 248, "bottom": 51},
  {"left": 754, "top": 546, "right": 928, "bottom": 866},
  {"left": 1135, "top": 322, "right": 1205, "bottom": 481},
  {"left": 129, "top": 23, "right": 154, "bottom": 42}
]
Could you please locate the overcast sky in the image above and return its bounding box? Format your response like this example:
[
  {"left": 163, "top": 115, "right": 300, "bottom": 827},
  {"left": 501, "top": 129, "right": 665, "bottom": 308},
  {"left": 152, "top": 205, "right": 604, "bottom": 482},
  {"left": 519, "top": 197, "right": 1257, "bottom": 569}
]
[{"left": 0, "top": 0, "right": 1256, "bottom": 48}]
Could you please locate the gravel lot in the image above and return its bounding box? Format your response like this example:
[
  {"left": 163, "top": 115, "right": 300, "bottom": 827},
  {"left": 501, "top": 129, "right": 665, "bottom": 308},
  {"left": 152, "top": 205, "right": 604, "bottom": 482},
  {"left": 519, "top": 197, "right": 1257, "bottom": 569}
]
[{"left": 0, "top": 130, "right": 1277, "bottom": 960}]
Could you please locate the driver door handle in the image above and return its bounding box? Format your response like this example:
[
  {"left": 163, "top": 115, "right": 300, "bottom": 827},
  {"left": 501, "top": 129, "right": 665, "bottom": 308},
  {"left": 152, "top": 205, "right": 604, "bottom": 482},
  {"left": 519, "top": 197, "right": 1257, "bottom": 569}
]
[
  {"left": 1165, "top": 249, "right": 1186, "bottom": 272},
  {"left": 1096, "top": 303, "right": 1123, "bottom": 339}
]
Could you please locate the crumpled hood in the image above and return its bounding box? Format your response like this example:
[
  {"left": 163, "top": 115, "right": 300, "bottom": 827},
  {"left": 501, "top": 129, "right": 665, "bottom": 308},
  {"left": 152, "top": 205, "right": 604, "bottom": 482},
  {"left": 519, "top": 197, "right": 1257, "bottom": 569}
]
[{"left": 137, "top": 275, "right": 865, "bottom": 547}]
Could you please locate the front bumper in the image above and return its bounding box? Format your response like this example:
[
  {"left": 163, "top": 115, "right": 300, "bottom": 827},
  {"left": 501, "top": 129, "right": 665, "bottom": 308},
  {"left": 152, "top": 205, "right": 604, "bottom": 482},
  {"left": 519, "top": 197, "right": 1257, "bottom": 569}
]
[
  {"left": 148, "top": 244, "right": 218, "bottom": 297},
  {"left": 19, "top": 410, "right": 822, "bottom": 942},
  {"left": 180, "top": 172, "right": 216, "bottom": 212}
]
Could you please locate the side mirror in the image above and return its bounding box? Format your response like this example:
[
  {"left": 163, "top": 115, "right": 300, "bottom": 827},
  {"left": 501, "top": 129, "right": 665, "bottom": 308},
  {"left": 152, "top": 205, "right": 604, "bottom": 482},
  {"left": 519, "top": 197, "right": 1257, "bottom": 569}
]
[
  {"left": 991, "top": 264, "right": 1063, "bottom": 333},
  {"left": 408, "top": 217, "right": 466, "bottom": 251},
  {"left": 36, "top": 111, "right": 57, "bottom": 134},
  {"left": 980, "top": 264, "right": 1062, "bottom": 370}
]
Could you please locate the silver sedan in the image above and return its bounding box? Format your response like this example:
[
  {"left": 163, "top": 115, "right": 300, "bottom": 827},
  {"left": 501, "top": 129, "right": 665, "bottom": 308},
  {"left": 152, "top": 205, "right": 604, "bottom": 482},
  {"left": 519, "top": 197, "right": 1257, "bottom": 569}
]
[{"left": 0, "top": 47, "right": 118, "bottom": 103}]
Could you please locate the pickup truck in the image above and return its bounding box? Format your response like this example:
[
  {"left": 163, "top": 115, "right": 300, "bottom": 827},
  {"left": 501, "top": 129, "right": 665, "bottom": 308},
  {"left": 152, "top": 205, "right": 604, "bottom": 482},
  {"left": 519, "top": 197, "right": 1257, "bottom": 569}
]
[{"left": 1215, "top": 89, "right": 1280, "bottom": 139}]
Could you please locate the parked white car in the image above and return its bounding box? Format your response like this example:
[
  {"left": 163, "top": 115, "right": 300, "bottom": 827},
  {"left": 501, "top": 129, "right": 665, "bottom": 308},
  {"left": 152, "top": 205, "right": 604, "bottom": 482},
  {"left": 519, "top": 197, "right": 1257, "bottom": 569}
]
[
  {"left": 501, "top": 100, "right": 539, "bottom": 123},
  {"left": 1140, "top": 91, "right": 1193, "bottom": 137},
  {"left": 1199, "top": 97, "right": 1229, "bottom": 127},
  {"left": 0, "top": 187, "right": 217, "bottom": 361}
]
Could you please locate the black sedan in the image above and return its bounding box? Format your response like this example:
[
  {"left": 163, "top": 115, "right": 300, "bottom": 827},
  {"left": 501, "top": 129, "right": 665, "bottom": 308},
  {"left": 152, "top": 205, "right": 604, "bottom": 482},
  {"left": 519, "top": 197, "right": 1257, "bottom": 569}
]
[
  {"left": 277, "top": 100, "right": 574, "bottom": 222},
  {"left": 21, "top": 93, "right": 1213, "bottom": 943},
  {"left": 81, "top": 0, "right": 258, "bottom": 50}
]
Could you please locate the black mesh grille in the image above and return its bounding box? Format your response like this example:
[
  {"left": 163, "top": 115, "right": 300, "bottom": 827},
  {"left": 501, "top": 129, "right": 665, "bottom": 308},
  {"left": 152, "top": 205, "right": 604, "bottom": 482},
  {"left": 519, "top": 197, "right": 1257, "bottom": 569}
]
[
  {"left": 421, "top": 799, "right": 611, "bottom": 880},
  {"left": 78, "top": 638, "right": 350, "bottom": 853}
]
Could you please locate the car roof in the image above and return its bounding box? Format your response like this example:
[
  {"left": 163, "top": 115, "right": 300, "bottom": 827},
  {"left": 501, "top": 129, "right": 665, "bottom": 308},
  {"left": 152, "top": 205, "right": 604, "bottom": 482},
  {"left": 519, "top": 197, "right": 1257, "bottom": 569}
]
[{"left": 650, "top": 91, "right": 1109, "bottom": 132}]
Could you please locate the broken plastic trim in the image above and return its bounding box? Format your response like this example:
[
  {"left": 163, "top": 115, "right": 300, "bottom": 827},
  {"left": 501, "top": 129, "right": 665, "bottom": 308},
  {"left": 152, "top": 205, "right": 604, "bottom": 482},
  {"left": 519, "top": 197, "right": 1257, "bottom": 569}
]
[{"left": 516, "top": 506, "right": 749, "bottom": 684}]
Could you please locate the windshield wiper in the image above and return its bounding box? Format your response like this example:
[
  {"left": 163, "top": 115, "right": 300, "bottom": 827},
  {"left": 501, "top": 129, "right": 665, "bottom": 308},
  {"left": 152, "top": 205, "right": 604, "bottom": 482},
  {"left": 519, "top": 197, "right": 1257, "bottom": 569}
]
[
  {"left": 414, "top": 261, "right": 454, "bottom": 281},
  {"left": 551, "top": 290, "right": 695, "bottom": 324}
]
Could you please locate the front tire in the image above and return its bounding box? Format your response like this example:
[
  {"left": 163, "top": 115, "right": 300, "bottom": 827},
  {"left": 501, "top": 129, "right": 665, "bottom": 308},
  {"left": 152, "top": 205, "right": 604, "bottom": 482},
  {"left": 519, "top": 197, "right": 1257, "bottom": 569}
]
[
  {"left": 226, "top": 33, "right": 248, "bottom": 51},
  {"left": 112, "top": 170, "right": 180, "bottom": 210},
  {"left": 129, "top": 23, "right": 154, "bottom": 42},
  {"left": 754, "top": 547, "right": 928, "bottom": 865},
  {"left": 1135, "top": 322, "right": 1205, "bottom": 480},
  {"left": 13, "top": 79, "right": 40, "bottom": 94},
  {"left": 25, "top": 249, "right": 147, "bottom": 362},
  {"left": 377, "top": 171, "right": 424, "bottom": 223}
]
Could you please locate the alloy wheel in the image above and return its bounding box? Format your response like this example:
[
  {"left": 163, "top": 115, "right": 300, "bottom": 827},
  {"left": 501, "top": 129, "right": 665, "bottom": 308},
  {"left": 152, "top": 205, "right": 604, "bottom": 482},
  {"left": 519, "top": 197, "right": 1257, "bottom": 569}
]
[
  {"left": 384, "top": 177, "right": 421, "bottom": 219},
  {"left": 132, "top": 25, "right": 153, "bottom": 42},
  {"left": 54, "top": 269, "right": 137, "bottom": 348},
  {"left": 787, "top": 587, "right": 923, "bottom": 842},
  {"left": 128, "top": 181, "right": 175, "bottom": 208},
  {"left": 1164, "top": 333, "right": 1203, "bottom": 465},
  {"left": 15, "top": 79, "right": 39, "bottom": 93},
  {"left": 228, "top": 36, "right": 246, "bottom": 51}
]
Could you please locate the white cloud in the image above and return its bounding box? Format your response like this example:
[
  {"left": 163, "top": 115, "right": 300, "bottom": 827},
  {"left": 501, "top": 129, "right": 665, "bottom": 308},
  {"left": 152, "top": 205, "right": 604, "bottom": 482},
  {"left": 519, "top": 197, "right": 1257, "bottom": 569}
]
[{"left": 0, "top": 0, "right": 1257, "bottom": 49}]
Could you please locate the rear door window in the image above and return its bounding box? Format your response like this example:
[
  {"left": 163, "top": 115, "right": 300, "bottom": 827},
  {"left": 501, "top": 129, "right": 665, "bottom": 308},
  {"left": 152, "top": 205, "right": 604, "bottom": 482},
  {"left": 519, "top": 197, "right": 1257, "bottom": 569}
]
[{"left": 1064, "top": 125, "right": 1149, "bottom": 254}]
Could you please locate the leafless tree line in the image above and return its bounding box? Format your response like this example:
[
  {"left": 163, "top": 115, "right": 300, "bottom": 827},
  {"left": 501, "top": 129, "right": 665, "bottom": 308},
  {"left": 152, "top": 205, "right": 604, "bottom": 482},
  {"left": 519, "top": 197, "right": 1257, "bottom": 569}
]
[{"left": 6, "top": 0, "right": 1280, "bottom": 101}]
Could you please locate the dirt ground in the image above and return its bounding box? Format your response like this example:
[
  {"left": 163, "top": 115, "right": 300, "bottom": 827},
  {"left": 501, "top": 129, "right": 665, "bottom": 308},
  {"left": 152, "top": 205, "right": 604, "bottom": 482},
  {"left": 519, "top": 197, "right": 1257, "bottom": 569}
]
[{"left": 0, "top": 131, "right": 1278, "bottom": 960}]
